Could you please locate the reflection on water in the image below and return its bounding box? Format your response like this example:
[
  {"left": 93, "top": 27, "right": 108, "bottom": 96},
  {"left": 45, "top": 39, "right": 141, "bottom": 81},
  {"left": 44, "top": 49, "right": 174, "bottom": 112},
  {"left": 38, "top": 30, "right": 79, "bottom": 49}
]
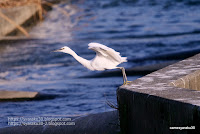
[{"left": 1, "top": 0, "right": 200, "bottom": 128}]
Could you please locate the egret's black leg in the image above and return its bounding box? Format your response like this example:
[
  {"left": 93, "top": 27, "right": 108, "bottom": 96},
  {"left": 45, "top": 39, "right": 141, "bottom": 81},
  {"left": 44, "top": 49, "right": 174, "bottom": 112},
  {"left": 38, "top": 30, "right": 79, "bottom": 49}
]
[{"left": 118, "top": 67, "right": 131, "bottom": 85}]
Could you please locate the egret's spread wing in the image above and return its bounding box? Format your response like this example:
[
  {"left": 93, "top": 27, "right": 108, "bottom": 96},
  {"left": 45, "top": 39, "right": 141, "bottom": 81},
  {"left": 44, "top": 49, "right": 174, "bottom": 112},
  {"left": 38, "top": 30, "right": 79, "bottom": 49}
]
[{"left": 88, "top": 42, "right": 126, "bottom": 62}]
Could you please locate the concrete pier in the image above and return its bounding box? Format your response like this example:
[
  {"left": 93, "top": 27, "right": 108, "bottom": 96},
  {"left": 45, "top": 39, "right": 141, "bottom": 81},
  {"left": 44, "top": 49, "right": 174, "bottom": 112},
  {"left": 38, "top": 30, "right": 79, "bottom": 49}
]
[
  {"left": 0, "top": 90, "right": 57, "bottom": 101},
  {"left": 0, "top": 90, "right": 38, "bottom": 100},
  {"left": 117, "top": 53, "right": 200, "bottom": 134}
]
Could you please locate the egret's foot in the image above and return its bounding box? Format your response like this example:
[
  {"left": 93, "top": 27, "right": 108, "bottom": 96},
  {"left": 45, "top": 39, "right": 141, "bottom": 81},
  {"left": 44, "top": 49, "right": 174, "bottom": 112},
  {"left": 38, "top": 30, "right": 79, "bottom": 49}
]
[
  {"left": 126, "top": 81, "right": 132, "bottom": 84},
  {"left": 123, "top": 81, "right": 132, "bottom": 85}
]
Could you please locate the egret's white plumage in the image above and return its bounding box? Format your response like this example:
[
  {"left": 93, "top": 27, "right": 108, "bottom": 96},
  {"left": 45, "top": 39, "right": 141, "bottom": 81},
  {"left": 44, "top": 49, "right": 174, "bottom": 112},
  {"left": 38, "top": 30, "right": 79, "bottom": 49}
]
[{"left": 54, "top": 42, "right": 131, "bottom": 85}]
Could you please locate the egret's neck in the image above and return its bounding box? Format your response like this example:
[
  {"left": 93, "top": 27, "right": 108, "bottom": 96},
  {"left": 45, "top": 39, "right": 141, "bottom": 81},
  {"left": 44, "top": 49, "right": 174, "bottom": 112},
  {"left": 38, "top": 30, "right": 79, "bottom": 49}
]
[{"left": 67, "top": 50, "right": 94, "bottom": 70}]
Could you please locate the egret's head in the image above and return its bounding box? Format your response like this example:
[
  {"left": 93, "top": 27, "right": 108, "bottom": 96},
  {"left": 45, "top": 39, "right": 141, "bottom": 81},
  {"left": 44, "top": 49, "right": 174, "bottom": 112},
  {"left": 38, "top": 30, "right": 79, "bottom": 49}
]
[{"left": 54, "top": 46, "right": 73, "bottom": 54}]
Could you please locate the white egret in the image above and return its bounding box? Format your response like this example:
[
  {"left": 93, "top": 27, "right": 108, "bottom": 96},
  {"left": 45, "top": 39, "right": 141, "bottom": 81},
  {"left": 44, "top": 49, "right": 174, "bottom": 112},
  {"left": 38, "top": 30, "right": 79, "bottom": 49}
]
[{"left": 54, "top": 42, "right": 131, "bottom": 85}]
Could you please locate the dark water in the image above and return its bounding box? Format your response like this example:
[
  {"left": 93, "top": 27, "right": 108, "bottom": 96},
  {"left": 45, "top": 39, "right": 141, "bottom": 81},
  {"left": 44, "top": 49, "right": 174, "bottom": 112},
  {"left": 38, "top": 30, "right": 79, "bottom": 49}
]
[{"left": 1, "top": 0, "right": 200, "bottom": 128}]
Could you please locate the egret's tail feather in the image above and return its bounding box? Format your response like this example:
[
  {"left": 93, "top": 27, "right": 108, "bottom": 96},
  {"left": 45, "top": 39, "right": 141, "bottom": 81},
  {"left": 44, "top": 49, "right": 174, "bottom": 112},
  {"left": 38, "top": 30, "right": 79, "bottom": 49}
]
[{"left": 122, "top": 57, "right": 127, "bottom": 62}]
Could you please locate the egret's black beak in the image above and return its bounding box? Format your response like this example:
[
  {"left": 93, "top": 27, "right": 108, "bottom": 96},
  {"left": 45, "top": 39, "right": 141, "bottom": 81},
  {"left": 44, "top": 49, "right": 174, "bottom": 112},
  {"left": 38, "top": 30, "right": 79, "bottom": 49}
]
[
  {"left": 52, "top": 50, "right": 59, "bottom": 52},
  {"left": 52, "top": 48, "right": 62, "bottom": 52}
]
